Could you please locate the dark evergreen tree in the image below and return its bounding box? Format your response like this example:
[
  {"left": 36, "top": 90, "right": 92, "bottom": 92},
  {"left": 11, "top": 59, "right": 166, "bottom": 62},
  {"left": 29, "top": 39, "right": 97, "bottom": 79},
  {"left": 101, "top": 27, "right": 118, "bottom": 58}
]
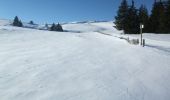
[
  {"left": 13, "top": 16, "right": 23, "bottom": 27},
  {"left": 124, "top": 0, "right": 139, "bottom": 34},
  {"left": 149, "top": 1, "right": 159, "bottom": 33},
  {"left": 50, "top": 23, "right": 63, "bottom": 32},
  {"left": 45, "top": 23, "right": 49, "bottom": 30},
  {"left": 158, "top": 1, "right": 166, "bottom": 33},
  {"left": 50, "top": 23, "right": 56, "bottom": 31},
  {"left": 29, "top": 20, "right": 34, "bottom": 25},
  {"left": 19, "top": 20, "right": 23, "bottom": 27},
  {"left": 149, "top": 0, "right": 166, "bottom": 33},
  {"left": 115, "top": 0, "right": 128, "bottom": 30},
  {"left": 56, "top": 23, "right": 64, "bottom": 32},
  {"left": 138, "top": 5, "right": 149, "bottom": 33},
  {"left": 45, "top": 23, "right": 48, "bottom": 28},
  {"left": 165, "top": 0, "right": 170, "bottom": 32}
]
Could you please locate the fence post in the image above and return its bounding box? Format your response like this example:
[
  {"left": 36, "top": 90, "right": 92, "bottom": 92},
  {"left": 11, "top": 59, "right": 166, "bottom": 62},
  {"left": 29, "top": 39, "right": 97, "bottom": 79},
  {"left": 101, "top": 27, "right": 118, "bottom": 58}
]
[{"left": 143, "top": 39, "right": 145, "bottom": 47}]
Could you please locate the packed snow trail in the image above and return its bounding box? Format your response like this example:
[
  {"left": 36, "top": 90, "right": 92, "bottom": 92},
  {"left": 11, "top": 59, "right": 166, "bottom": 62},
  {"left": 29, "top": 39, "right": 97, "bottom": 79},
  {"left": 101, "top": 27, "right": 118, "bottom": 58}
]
[{"left": 0, "top": 20, "right": 170, "bottom": 100}]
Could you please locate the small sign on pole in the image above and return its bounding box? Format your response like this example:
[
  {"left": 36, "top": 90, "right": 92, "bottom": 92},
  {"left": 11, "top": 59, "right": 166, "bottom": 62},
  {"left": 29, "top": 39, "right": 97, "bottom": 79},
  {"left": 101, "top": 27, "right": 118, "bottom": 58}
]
[{"left": 140, "top": 24, "right": 144, "bottom": 29}]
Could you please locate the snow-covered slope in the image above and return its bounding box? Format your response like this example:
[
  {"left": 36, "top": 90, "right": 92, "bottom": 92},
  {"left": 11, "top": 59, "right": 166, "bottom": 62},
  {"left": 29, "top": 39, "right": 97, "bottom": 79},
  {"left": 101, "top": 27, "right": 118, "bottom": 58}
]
[
  {"left": 0, "top": 19, "right": 11, "bottom": 26},
  {"left": 0, "top": 20, "right": 170, "bottom": 100},
  {"left": 63, "top": 21, "right": 121, "bottom": 34}
]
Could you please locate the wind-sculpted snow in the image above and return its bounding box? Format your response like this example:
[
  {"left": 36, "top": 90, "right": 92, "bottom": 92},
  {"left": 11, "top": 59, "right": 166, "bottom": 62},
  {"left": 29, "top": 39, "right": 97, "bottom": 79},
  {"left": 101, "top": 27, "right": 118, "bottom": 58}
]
[{"left": 0, "top": 20, "right": 170, "bottom": 100}]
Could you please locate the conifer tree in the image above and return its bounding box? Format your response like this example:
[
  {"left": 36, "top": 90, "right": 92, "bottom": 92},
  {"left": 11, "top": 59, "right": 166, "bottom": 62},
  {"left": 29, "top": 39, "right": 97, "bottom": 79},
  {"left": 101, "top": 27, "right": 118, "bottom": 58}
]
[
  {"left": 45, "top": 23, "right": 49, "bottom": 30},
  {"left": 138, "top": 5, "right": 149, "bottom": 33},
  {"left": 13, "top": 16, "right": 23, "bottom": 27},
  {"left": 56, "top": 23, "right": 63, "bottom": 32},
  {"left": 13, "top": 16, "right": 19, "bottom": 26},
  {"left": 158, "top": 2, "right": 166, "bottom": 33},
  {"left": 124, "top": 0, "right": 139, "bottom": 34},
  {"left": 149, "top": 1, "right": 159, "bottom": 33},
  {"left": 19, "top": 20, "right": 23, "bottom": 27},
  {"left": 50, "top": 23, "right": 63, "bottom": 32},
  {"left": 50, "top": 23, "right": 56, "bottom": 31},
  {"left": 115, "top": 0, "right": 128, "bottom": 30},
  {"left": 45, "top": 23, "right": 48, "bottom": 28},
  {"left": 149, "top": 0, "right": 166, "bottom": 33},
  {"left": 165, "top": 0, "right": 170, "bottom": 32},
  {"left": 29, "top": 20, "right": 34, "bottom": 25}
]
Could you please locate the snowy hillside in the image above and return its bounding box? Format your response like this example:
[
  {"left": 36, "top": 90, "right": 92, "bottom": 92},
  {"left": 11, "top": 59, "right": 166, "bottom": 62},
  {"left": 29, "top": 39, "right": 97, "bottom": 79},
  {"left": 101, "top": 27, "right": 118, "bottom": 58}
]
[{"left": 0, "top": 19, "right": 170, "bottom": 100}]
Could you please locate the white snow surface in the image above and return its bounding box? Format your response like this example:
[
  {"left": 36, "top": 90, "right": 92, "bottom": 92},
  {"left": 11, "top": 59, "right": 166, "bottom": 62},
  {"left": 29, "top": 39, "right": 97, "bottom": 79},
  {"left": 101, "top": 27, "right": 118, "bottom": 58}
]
[{"left": 0, "top": 19, "right": 170, "bottom": 100}]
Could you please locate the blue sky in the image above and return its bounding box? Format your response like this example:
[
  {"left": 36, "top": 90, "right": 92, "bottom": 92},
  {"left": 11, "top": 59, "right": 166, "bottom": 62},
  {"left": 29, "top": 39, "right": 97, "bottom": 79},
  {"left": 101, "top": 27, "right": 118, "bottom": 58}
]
[{"left": 0, "top": 0, "right": 154, "bottom": 24}]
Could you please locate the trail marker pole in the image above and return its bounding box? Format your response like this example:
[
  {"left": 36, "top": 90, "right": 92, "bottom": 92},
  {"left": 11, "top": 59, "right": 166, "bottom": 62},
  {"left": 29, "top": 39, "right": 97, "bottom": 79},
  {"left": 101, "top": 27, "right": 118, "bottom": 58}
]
[{"left": 140, "top": 24, "right": 144, "bottom": 46}]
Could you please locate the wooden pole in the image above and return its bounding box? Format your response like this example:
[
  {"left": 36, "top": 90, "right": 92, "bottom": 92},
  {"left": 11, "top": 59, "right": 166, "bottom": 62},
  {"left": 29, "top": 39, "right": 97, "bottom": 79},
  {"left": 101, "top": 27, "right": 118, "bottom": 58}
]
[
  {"left": 140, "top": 25, "right": 143, "bottom": 45},
  {"left": 143, "top": 39, "right": 145, "bottom": 47}
]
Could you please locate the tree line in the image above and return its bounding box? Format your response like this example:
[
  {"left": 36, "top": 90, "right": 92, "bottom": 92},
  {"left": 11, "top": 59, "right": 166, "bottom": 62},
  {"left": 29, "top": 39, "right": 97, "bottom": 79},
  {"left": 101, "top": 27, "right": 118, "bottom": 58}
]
[
  {"left": 12, "top": 16, "right": 63, "bottom": 32},
  {"left": 115, "top": 0, "right": 170, "bottom": 34}
]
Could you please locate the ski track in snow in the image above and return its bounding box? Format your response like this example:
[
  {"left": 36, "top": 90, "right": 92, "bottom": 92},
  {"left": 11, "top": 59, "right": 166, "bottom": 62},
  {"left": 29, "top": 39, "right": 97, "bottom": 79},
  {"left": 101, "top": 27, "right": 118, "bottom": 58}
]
[{"left": 0, "top": 20, "right": 170, "bottom": 100}]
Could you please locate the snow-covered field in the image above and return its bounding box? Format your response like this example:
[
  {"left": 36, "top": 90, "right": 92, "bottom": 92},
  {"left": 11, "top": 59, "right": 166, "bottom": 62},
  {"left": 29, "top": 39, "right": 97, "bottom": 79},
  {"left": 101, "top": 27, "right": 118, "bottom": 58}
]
[{"left": 0, "top": 19, "right": 170, "bottom": 100}]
